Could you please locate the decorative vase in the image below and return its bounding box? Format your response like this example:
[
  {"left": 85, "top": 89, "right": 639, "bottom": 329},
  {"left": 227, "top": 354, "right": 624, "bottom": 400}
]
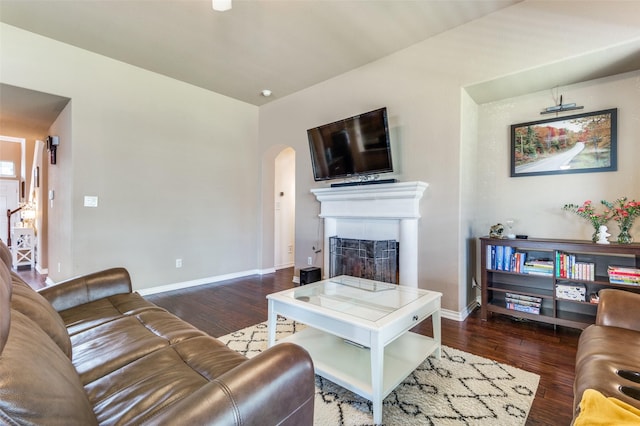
[{"left": 617, "top": 221, "right": 633, "bottom": 244}]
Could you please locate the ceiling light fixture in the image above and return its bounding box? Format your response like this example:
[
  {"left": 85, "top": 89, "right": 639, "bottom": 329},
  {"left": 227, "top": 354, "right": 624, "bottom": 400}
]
[
  {"left": 261, "top": 89, "right": 272, "bottom": 97},
  {"left": 212, "top": 0, "right": 231, "bottom": 12}
]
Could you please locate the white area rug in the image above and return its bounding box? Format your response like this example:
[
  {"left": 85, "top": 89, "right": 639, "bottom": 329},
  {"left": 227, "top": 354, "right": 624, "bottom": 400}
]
[{"left": 219, "top": 317, "right": 540, "bottom": 426}]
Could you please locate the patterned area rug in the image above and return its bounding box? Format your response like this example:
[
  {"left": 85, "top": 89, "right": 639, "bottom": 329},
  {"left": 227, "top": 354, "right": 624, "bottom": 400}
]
[{"left": 219, "top": 317, "right": 540, "bottom": 426}]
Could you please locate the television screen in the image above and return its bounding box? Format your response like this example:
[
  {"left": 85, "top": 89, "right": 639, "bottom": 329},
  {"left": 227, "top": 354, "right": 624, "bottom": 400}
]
[{"left": 307, "top": 107, "right": 393, "bottom": 181}]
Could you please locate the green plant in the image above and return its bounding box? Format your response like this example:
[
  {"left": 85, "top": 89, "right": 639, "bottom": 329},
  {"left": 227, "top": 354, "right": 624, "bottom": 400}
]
[{"left": 562, "top": 200, "right": 611, "bottom": 230}]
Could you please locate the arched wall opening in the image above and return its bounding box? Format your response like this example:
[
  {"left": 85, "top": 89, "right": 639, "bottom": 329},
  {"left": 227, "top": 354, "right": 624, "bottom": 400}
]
[{"left": 260, "top": 144, "right": 296, "bottom": 274}]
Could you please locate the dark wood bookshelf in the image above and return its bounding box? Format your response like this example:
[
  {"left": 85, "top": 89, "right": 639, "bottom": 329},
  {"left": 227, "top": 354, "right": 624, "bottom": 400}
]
[{"left": 480, "top": 237, "right": 640, "bottom": 330}]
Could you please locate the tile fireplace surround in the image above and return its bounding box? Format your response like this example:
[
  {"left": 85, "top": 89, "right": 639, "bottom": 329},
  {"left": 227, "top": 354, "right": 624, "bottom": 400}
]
[{"left": 311, "top": 181, "right": 428, "bottom": 287}]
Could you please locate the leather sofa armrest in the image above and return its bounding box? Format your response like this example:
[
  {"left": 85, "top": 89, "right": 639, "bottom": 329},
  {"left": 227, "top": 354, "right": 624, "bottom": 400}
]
[
  {"left": 38, "top": 267, "right": 132, "bottom": 312},
  {"left": 149, "top": 343, "right": 315, "bottom": 426},
  {"left": 596, "top": 288, "right": 640, "bottom": 331}
]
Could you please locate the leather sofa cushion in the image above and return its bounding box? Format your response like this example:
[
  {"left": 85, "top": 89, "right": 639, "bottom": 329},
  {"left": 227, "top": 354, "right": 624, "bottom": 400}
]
[
  {"left": 60, "top": 292, "right": 163, "bottom": 336},
  {"left": 575, "top": 324, "right": 640, "bottom": 410},
  {"left": 10, "top": 276, "right": 72, "bottom": 358},
  {"left": 86, "top": 336, "right": 246, "bottom": 424},
  {"left": 0, "top": 309, "right": 97, "bottom": 425},
  {"left": 68, "top": 305, "right": 249, "bottom": 425},
  {"left": 70, "top": 309, "right": 207, "bottom": 384}
]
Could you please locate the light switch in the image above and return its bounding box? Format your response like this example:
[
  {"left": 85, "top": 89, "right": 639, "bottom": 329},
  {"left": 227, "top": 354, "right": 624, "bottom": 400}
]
[{"left": 84, "top": 196, "right": 98, "bottom": 207}]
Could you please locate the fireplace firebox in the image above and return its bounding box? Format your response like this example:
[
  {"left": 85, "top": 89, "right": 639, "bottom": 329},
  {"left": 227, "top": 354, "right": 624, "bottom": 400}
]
[{"left": 329, "top": 237, "right": 399, "bottom": 284}]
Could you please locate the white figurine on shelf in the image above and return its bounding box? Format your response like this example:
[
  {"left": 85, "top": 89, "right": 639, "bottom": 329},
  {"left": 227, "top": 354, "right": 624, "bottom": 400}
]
[{"left": 596, "top": 225, "right": 611, "bottom": 244}]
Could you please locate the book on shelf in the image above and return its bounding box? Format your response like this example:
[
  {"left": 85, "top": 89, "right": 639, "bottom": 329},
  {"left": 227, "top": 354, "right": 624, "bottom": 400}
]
[
  {"left": 486, "top": 243, "right": 552, "bottom": 275},
  {"left": 496, "top": 245, "right": 504, "bottom": 270},
  {"left": 506, "top": 292, "right": 542, "bottom": 304},
  {"left": 608, "top": 266, "right": 640, "bottom": 285},
  {"left": 522, "top": 260, "right": 554, "bottom": 276},
  {"left": 555, "top": 252, "right": 595, "bottom": 281},
  {"left": 505, "top": 300, "right": 541, "bottom": 314}
]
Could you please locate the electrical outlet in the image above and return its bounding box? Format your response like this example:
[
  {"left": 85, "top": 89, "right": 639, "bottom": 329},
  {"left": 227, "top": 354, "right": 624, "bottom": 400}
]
[
  {"left": 307, "top": 257, "right": 312, "bottom": 266},
  {"left": 175, "top": 259, "right": 182, "bottom": 268}
]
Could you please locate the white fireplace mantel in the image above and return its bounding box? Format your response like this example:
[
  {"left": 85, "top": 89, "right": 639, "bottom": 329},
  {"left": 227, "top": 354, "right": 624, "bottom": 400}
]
[{"left": 311, "top": 181, "right": 428, "bottom": 287}]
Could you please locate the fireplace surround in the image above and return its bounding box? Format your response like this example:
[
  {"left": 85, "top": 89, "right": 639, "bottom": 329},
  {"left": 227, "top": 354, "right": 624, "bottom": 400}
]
[{"left": 311, "top": 181, "right": 428, "bottom": 287}]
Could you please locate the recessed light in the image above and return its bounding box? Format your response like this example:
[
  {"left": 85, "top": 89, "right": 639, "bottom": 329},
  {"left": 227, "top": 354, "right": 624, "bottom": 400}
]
[
  {"left": 212, "top": 0, "right": 231, "bottom": 12},
  {"left": 261, "top": 89, "right": 272, "bottom": 97}
]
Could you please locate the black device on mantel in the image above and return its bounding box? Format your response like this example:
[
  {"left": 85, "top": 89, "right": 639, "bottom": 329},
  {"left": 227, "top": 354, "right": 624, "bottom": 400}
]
[
  {"left": 329, "top": 178, "right": 397, "bottom": 188},
  {"left": 307, "top": 107, "right": 393, "bottom": 182}
]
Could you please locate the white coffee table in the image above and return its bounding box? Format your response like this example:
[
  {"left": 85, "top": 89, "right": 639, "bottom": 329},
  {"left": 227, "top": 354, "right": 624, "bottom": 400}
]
[{"left": 267, "top": 275, "right": 442, "bottom": 424}]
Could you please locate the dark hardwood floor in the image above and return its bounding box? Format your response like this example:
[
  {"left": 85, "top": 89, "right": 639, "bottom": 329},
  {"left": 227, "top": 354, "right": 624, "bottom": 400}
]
[
  {"left": 16, "top": 267, "right": 47, "bottom": 290},
  {"left": 144, "top": 267, "right": 580, "bottom": 426}
]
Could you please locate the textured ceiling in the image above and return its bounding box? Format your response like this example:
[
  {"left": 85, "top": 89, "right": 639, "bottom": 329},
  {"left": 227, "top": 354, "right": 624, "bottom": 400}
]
[
  {"left": 0, "top": 0, "right": 521, "bottom": 106},
  {"left": 2, "top": 0, "right": 639, "bottom": 137}
]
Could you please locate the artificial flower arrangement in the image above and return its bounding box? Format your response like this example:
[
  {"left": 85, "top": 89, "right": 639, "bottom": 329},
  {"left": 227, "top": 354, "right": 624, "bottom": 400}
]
[
  {"left": 601, "top": 197, "right": 640, "bottom": 244},
  {"left": 563, "top": 197, "right": 639, "bottom": 244}
]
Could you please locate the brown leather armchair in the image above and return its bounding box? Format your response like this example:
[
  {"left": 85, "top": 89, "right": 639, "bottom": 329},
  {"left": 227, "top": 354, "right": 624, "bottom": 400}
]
[{"left": 574, "top": 288, "right": 640, "bottom": 421}]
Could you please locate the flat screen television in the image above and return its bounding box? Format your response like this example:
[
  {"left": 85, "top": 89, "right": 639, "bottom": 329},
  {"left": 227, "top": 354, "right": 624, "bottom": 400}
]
[{"left": 307, "top": 107, "right": 393, "bottom": 181}]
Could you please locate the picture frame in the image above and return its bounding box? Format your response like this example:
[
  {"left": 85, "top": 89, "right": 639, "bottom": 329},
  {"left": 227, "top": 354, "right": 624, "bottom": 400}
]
[{"left": 510, "top": 108, "right": 617, "bottom": 177}]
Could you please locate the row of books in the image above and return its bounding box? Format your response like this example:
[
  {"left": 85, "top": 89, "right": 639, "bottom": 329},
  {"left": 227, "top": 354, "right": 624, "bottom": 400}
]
[
  {"left": 608, "top": 266, "right": 640, "bottom": 285},
  {"left": 486, "top": 245, "right": 553, "bottom": 276},
  {"left": 487, "top": 245, "right": 640, "bottom": 285},
  {"left": 555, "top": 252, "right": 595, "bottom": 281},
  {"left": 505, "top": 292, "right": 541, "bottom": 315}
]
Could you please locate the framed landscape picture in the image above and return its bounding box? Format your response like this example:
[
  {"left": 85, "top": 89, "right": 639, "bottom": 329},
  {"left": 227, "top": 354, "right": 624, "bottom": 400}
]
[{"left": 510, "top": 108, "right": 617, "bottom": 177}]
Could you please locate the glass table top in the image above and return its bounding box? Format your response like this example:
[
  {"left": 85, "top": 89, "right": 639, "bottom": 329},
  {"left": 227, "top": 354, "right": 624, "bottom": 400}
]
[{"left": 277, "top": 275, "right": 432, "bottom": 322}]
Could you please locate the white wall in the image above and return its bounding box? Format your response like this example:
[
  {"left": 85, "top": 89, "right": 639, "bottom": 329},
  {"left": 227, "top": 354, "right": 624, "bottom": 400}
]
[
  {"left": 258, "top": 1, "right": 640, "bottom": 315},
  {"left": 47, "top": 102, "right": 73, "bottom": 277},
  {"left": 460, "top": 90, "right": 480, "bottom": 314},
  {"left": 1, "top": 23, "right": 260, "bottom": 289},
  {"left": 274, "top": 147, "right": 295, "bottom": 269},
  {"left": 474, "top": 71, "right": 640, "bottom": 245}
]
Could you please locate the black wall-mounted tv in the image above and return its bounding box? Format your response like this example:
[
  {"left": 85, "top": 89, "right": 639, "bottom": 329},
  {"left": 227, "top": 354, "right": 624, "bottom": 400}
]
[{"left": 307, "top": 107, "right": 393, "bottom": 181}]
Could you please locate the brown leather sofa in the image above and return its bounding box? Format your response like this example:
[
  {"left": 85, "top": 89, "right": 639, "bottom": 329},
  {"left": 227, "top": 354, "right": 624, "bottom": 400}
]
[
  {"left": 0, "top": 241, "right": 315, "bottom": 425},
  {"left": 573, "top": 288, "right": 640, "bottom": 421}
]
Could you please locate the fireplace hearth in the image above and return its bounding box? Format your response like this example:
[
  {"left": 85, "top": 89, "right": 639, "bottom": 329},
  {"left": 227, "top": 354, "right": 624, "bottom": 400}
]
[{"left": 329, "top": 237, "right": 398, "bottom": 284}]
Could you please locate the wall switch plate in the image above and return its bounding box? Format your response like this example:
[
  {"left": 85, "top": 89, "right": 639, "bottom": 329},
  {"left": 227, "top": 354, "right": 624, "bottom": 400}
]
[
  {"left": 175, "top": 259, "right": 182, "bottom": 268},
  {"left": 307, "top": 257, "right": 312, "bottom": 265},
  {"left": 84, "top": 196, "right": 98, "bottom": 207}
]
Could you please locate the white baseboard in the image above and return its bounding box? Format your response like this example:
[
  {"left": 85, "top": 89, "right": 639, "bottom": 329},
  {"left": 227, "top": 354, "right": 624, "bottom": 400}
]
[
  {"left": 275, "top": 262, "right": 294, "bottom": 270},
  {"left": 138, "top": 268, "right": 274, "bottom": 296},
  {"left": 441, "top": 299, "right": 479, "bottom": 322}
]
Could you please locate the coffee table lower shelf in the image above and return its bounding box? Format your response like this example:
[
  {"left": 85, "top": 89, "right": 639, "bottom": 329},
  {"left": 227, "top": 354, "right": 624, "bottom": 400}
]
[{"left": 277, "top": 327, "right": 439, "bottom": 401}]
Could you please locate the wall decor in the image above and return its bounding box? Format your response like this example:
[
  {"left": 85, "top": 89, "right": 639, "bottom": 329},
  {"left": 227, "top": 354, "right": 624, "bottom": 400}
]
[{"left": 510, "top": 108, "right": 617, "bottom": 177}]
